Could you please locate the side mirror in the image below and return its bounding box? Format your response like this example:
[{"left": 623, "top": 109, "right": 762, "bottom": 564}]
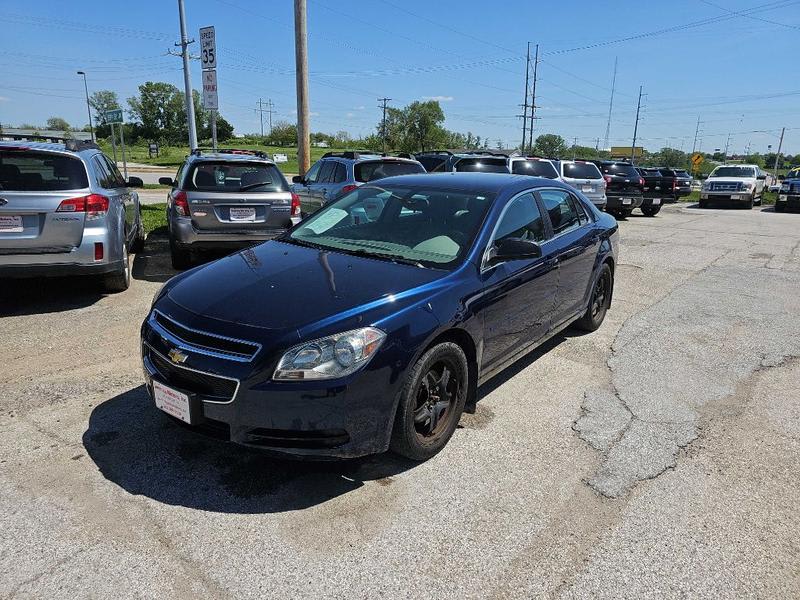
[
  {"left": 127, "top": 176, "right": 144, "bottom": 188},
  {"left": 292, "top": 175, "right": 304, "bottom": 184},
  {"left": 757, "top": 174, "right": 767, "bottom": 180},
  {"left": 486, "top": 238, "right": 542, "bottom": 267},
  {"left": 778, "top": 175, "right": 785, "bottom": 181},
  {"left": 158, "top": 177, "right": 174, "bottom": 186}
]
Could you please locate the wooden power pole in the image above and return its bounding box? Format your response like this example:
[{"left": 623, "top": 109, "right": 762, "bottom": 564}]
[{"left": 294, "top": 0, "right": 310, "bottom": 175}]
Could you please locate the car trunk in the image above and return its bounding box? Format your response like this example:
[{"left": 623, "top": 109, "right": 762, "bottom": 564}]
[
  {"left": 0, "top": 149, "right": 90, "bottom": 253},
  {"left": 186, "top": 190, "right": 294, "bottom": 232}
]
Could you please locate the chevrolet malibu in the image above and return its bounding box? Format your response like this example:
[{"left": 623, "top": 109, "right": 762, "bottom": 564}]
[{"left": 142, "top": 173, "right": 618, "bottom": 461}]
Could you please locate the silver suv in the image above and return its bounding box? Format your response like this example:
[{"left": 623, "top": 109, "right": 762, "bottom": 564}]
[
  {"left": 291, "top": 151, "right": 425, "bottom": 216},
  {"left": 161, "top": 149, "right": 300, "bottom": 269},
  {"left": 551, "top": 160, "right": 607, "bottom": 210},
  {"left": 0, "top": 138, "right": 145, "bottom": 292}
]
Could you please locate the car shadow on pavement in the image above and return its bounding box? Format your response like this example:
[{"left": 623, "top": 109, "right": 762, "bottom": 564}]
[
  {"left": 0, "top": 277, "right": 104, "bottom": 316},
  {"left": 131, "top": 235, "right": 177, "bottom": 284},
  {"left": 83, "top": 385, "right": 417, "bottom": 514}
]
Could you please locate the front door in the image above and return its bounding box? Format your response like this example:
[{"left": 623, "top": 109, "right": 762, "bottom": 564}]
[
  {"left": 293, "top": 160, "right": 322, "bottom": 215},
  {"left": 480, "top": 191, "right": 558, "bottom": 372}
]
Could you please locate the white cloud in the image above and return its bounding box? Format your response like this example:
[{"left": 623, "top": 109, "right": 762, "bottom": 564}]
[
  {"left": 354, "top": 105, "right": 366, "bottom": 110},
  {"left": 0, "top": 96, "right": 9, "bottom": 102},
  {"left": 346, "top": 112, "right": 355, "bottom": 118},
  {"left": 423, "top": 95, "right": 454, "bottom": 102}
]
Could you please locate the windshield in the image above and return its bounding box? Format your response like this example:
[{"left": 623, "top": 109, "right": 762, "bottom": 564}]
[
  {"left": 354, "top": 160, "right": 425, "bottom": 182},
  {"left": 0, "top": 150, "right": 88, "bottom": 190},
  {"left": 287, "top": 184, "right": 494, "bottom": 268},
  {"left": 454, "top": 157, "right": 509, "bottom": 173},
  {"left": 187, "top": 161, "right": 287, "bottom": 192},
  {"left": 787, "top": 168, "right": 800, "bottom": 179},
  {"left": 511, "top": 159, "right": 558, "bottom": 178},
  {"left": 563, "top": 162, "right": 601, "bottom": 179},
  {"left": 710, "top": 166, "right": 755, "bottom": 178}
]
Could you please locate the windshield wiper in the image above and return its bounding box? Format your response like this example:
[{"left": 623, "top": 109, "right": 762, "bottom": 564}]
[
  {"left": 345, "top": 248, "right": 425, "bottom": 268},
  {"left": 239, "top": 182, "right": 272, "bottom": 192},
  {"left": 280, "top": 236, "right": 327, "bottom": 250}
]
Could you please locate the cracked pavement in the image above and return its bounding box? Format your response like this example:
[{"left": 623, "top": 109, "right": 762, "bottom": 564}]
[{"left": 2, "top": 204, "right": 799, "bottom": 598}]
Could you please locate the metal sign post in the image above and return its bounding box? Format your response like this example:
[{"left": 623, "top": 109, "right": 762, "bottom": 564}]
[{"left": 105, "top": 109, "right": 127, "bottom": 179}]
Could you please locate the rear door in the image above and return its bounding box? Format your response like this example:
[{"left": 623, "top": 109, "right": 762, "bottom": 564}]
[
  {"left": 0, "top": 148, "right": 89, "bottom": 253},
  {"left": 184, "top": 161, "right": 293, "bottom": 231},
  {"left": 93, "top": 153, "right": 131, "bottom": 242},
  {"left": 307, "top": 160, "right": 336, "bottom": 212},
  {"left": 538, "top": 188, "right": 599, "bottom": 325}
]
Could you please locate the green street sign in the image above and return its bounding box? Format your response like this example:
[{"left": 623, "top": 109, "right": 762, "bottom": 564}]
[{"left": 105, "top": 109, "right": 124, "bottom": 124}]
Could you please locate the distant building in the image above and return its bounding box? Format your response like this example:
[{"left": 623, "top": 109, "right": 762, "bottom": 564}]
[{"left": 312, "top": 141, "right": 330, "bottom": 148}]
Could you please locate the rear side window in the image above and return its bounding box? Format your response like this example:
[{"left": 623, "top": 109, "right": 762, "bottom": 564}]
[
  {"left": 494, "top": 192, "right": 546, "bottom": 243},
  {"left": 0, "top": 150, "right": 88, "bottom": 190},
  {"left": 511, "top": 159, "right": 558, "bottom": 178},
  {"left": 539, "top": 189, "right": 581, "bottom": 236},
  {"left": 417, "top": 156, "right": 447, "bottom": 172},
  {"left": 455, "top": 158, "right": 509, "bottom": 173},
  {"left": 674, "top": 170, "right": 690, "bottom": 177},
  {"left": 187, "top": 161, "right": 287, "bottom": 192},
  {"left": 354, "top": 160, "right": 425, "bottom": 182},
  {"left": 563, "top": 162, "right": 601, "bottom": 179}
]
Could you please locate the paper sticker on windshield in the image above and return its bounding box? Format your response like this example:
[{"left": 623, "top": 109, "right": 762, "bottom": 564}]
[{"left": 304, "top": 208, "right": 348, "bottom": 234}]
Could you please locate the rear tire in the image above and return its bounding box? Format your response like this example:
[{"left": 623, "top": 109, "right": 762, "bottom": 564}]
[
  {"left": 390, "top": 342, "right": 468, "bottom": 461},
  {"left": 641, "top": 206, "right": 661, "bottom": 217},
  {"left": 699, "top": 199, "right": 709, "bottom": 209},
  {"left": 102, "top": 240, "right": 131, "bottom": 293},
  {"left": 170, "top": 236, "right": 192, "bottom": 270},
  {"left": 575, "top": 263, "right": 612, "bottom": 332},
  {"left": 130, "top": 216, "right": 145, "bottom": 253}
]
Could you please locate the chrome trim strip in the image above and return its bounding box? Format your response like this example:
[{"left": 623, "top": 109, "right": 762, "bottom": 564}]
[
  {"left": 151, "top": 309, "right": 261, "bottom": 362},
  {"left": 143, "top": 341, "right": 240, "bottom": 405}
]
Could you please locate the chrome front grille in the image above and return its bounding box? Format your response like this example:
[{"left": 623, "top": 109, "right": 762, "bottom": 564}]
[
  {"left": 145, "top": 344, "right": 238, "bottom": 402},
  {"left": 150, "top": 310, "right": 260, "bottom": 362},
  {"left": 710, "top": 182, "right": 741, "bottom": 192}
]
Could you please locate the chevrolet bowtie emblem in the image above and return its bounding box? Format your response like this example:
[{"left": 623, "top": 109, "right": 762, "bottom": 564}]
[{"left": 168, "top": 348, "right": 189, "bottom": 364}]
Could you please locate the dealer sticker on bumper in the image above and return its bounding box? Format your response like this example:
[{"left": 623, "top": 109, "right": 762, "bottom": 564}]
[
  {"left": 0, "top": 216, "right": 23, "bottom": 233},
  {"left": 153, "top": 380, "right": 192, "bottom": 424},
  {"left": 652, "top": 198, "right": 661, "bottom": 205},
  {"left": 622, "top": 198, "right": 632, "bottom": 205}
]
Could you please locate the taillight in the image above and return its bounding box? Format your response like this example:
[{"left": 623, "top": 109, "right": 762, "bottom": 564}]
[
  {"left": 94, "top": 242, "right": 104, "bottom": 261},
  {"left": 639, "top": 178, "right": 645, "bottom": 187},
  {"left": 173, "top": 191, "right": 189, "bottom": 216},
  {"left": 603, "top": 175, "right": 612, "bottom": 184},
  {"left": 56, "top": 194, "right": 109, "bottom": 219},
  {"left": 340, "top": 184, "right": 358, "bottom": 195},
  {"left": 290, "top": 192, "right": 301, "bottom": 217},
  {"left": 672, "top": 180, "right": 678, "bottom": 190}
]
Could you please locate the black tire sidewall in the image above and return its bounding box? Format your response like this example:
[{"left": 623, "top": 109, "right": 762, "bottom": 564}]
[{"left": 390, "top": 342, "right": 469, "bottom": 461}]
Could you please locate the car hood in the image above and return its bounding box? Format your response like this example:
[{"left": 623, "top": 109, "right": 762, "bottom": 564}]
[
  {"left": 708, "top": 177, "right": 756, "bottom": 183},
  {"left": 165, "top": 240, "right": 448, "bottom": 332}
]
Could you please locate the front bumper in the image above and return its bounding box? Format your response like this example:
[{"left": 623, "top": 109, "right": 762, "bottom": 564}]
[
  {"left": 776, "top": 194, "right": 800, "bottom": 210},
  {"left": 140, "top": 310, "right": 402, "bottom": 458},
  {"left": 171, "top": 216, "right": 298, "bottom": 248},
  {"left": 606, "top": 195, "right": 643, "bottom": 211},
  {"left": 0, "top": 225, "right": 122, "bottom": 278},
  {"left": 700, "top": 191, "right": 755, "bottom": 203}
]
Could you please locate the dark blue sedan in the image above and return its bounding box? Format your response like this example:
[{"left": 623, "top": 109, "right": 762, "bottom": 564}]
[{"left": 142, "top": 173, "right": 618, "bottom": 461}]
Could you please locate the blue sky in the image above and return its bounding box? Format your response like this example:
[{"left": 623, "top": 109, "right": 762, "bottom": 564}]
[{"left": 1, "top": 0, "right": 798, "bottom": 153}]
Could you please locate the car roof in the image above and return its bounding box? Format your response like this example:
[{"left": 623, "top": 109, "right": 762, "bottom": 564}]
[
  {"left": 357, "top": 172, "right": 570, "bottom": 194},
  {"left": 189, "top": 152, "right": 275, "bottom": 164},
  {"left": 0, "top": 139, "right": 98, "bottom": 157}
]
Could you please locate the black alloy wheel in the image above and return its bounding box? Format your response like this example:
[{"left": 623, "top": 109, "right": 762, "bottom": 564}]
[{"left": 575, "top": 263, "right": 612, "bottom": 332}]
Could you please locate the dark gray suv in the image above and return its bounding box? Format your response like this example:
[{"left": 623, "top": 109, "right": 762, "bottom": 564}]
[{"left": 160, "top": 149, "right": 300, "bottom": 269}]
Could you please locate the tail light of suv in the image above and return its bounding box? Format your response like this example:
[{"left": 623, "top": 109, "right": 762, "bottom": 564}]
[
  {"left": 56, "top": 194, "right": 110, "bottom": 220},
  {"left": 603, "top": 175, "right": 612, "bottom": 186},
  {"left": 291, "top": 192, "right": 301, "bottom": 217},
  {"left": 173, "top": 190, "right": 190, "bottom": 216},
  {"left": 639, "top": 177, "right": 645, "bottom": 187}
]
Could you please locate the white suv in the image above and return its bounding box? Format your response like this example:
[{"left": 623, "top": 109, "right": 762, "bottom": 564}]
[{"left": 700, "top": 164, "right": 767, "bottom": 209}]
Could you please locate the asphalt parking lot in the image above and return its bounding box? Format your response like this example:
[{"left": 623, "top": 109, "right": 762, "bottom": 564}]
[{"left": 2, "top": 203, "right": 799, "bottom": 599}]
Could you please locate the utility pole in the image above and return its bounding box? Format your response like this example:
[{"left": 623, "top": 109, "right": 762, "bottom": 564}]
[
  {"left": 294, "top": 0, "right": 310, "bottom": 175},
  {"left": 723, "top": 132, "right": 732, "bottom": 162},
  {"left": 573, "top": 137, "right": 578, "bottom": 161},
  {"left": 267, "top": 98, "right": 274, "bottom": 133},
  {"left": 690, "top": 115, "right": 702, "bottom": 157},
  {"left": 603, "top": 57, "right": 617, "bottom": 151},
  {"left": 520, "top": 42, "right": 531, "bottom": 153},
  {"left": 76, "top": 71, "right": 94, "bottom": 142},
  {"left": 631, "top": 85, "right": 644, "bottom": 164},
  {"left": 377, "top": 97, "right": 391, "bottom": 153},
  {"left": 773, "top": 127, "right": 785, "bottom": 178},
  {"left": 527, "top": 43, "right": 539, "bottom": 153},
  {"left": 173, "top": 0, "right": 198, "bottom": 150}
]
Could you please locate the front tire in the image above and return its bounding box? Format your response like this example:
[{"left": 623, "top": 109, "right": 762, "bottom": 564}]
[
  {"left": 775, "top": 202, "right": 786, "bottom": 213},
  {"left": 390, "top": 342, "right": 469, "bottom": 461},
  {"left": 699, "top": 199, "right": 709, "bottom": 209},
  {"left": 575, "top": 263, "right": 612, "bottom": 332}
]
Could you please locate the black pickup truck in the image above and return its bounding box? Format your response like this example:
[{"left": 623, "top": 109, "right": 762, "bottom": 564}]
[
  {"left": 670, "top": 169, "right": 693, "bottom": 200},
  {"left": 593, "top": 160, "right": 644, "bottom": 218},
  {"left": 634, "top": 167, "right": 667, "bottom": 216}
]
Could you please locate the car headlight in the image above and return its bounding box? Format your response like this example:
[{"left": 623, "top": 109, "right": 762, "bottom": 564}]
[
  {"left": 781, "top": 184, "right": 790, "bottom": 192},
  {"left": 273, "top": 327, "right": 386, "bottom": 381},
  {"left": 740, "top": 182, "right": 753, "bottom": 191},
  {"left": 701, "top": 182, "right": 710, "bottom": 190}
]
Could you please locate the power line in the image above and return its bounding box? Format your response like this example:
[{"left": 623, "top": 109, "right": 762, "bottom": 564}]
[
  {"left": 255, "top": 98, "right": 275, "bottom": 137},
  {"left": 378, "top": 97, "right": 391, "bottom": 153},
  {"left": 603, "top": 57, "right": 618, "bottom": 150}
]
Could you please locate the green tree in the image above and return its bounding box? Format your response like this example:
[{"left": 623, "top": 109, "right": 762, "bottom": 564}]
[
  {"left": 533, "top": 134, "right": 568, "bottom": 158},
  {"left": 127, "top": 82, "right": 187, "bottom": 143},
  {"left": 88, "top": 90, "right": 120, "bottom": 138},
  {"left": 265, "top": 121, "right": 297, "bottom": 146},
  {"left": 382, "top": 100, "right": 447, "bottom": 152},
  {"left": 46, "top": 116, "right": 71, "bottom": 131}
]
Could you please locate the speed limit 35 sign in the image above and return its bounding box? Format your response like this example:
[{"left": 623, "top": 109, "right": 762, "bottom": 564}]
[{"left": 199, "top": 26, "right": 216, "bottom": 70}]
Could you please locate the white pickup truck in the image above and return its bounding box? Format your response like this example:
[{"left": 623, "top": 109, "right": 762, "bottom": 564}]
[{"left": 699, "top": 164, "right": 767, "bottom": 209}]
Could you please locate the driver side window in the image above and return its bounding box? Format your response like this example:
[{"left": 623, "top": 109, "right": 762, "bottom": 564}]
[
  {"left": 494, "top": 193, "right": 546, "bottom": 244},
  {"left": 303, "top": 160, "right": 322, "bottom": 184}
]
